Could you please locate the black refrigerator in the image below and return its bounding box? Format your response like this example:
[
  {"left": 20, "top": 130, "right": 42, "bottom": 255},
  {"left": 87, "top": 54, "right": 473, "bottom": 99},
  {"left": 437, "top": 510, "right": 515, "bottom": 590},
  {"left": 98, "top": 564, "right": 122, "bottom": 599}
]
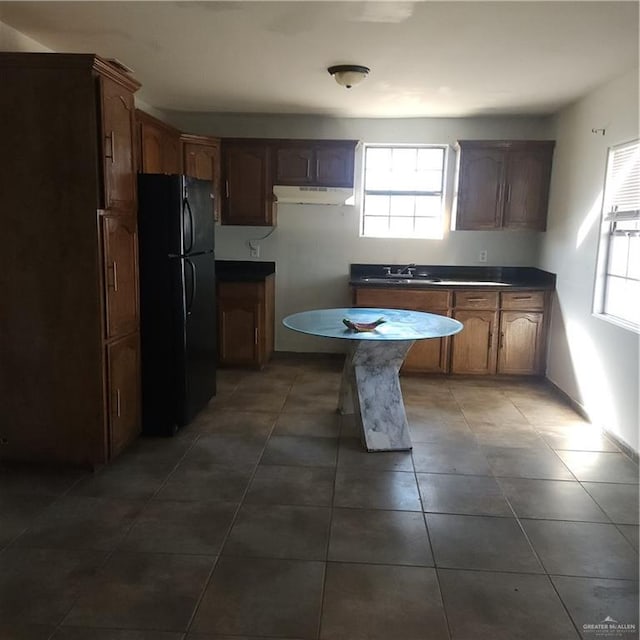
[{"left": 137, "top": 174, "right": 217, "bottom": 435}]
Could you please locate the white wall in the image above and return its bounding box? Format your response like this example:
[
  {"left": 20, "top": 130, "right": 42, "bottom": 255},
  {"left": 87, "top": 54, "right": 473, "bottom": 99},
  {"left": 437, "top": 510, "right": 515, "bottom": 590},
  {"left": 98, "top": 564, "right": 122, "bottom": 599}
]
[
  {"left": 540, "top": 67, "right": 639, "bottom": 453},
  {"left": 164, "top": 111, "right": 553, "bottom": 352},
  {"left": 0, "top": 21, "right": 51, "bottom": 51}
]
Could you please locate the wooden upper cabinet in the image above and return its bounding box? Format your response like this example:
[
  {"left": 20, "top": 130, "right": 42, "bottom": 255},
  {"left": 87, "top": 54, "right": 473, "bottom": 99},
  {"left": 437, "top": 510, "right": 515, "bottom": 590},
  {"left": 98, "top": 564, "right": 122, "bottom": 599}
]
[
  {"left": 454, "top": 141, "right": 554, "bottom": 231},
  {"left": 182, "top": 134, "right": 221, "bottom": 221},
  {"left": 136, "top": 110, "right": 181, "bottom": 175},
  {"left": 503, "top": 147, "right": 554, "bottom": 231},
  {"left": 315, "top": 143, "right": 357, "bottom": 187},
  {"left": 455, "top": 148, "right": 504, "bottom": 230},
  {"left": 100, "top": 76, "right": 136, "bottom": 211},
  {"left": 222, "top": 141, "right": 274, "bottom": 226},
  {"left": 275, "top": 145, "right": 314, "bottom": 185},
  {"left": 275, "top": 140, "right": 357, "bottom": 188}
]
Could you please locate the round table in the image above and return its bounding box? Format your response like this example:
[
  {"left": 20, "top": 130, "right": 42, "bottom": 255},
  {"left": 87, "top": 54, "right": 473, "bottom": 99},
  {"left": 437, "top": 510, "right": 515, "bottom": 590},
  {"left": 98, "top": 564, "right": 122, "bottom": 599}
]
[{"left": 283, "top": 308, "right": 463, "bottom": 451}]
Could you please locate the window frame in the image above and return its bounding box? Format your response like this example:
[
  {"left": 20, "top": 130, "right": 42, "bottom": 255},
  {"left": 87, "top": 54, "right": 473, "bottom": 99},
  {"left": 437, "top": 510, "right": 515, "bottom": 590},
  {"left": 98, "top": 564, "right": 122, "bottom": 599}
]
[
  {"left": 360, "top": 144, "right": 448, "bottom": 239},
  {"left": 593, "top": 138, "right": 640, "bottom": 333}
]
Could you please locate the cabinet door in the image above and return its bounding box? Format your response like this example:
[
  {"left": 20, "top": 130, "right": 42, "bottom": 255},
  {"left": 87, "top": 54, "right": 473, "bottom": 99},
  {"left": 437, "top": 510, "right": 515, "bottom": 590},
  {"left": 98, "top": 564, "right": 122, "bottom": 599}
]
[
  {"left": 503, "top": 146, "right": 554, "bottom": 231},
  {"left": 498, "top": 311, "right": 544, "bottom": 374},
  {"left": 218, "top": 298, "right": 261, "bottom": 366},
  {"left": 107, "top": 333, "right": 140, "bottom": 458},
  {"left": 184, "top": 142, "right": 215, "bottom": 180},
  {"left": 316, "top": 145, "right": 355, "bottom": 188},
  {"left": 455, "top": 148, "right": 505, "bottom": 230},
  {"left": 139, "top": 121, "right": 164, "bottom": 173},
  {"left": 451, "top": 310, "right": 498, "bottom": 374},
  {"left": 100, "top": 76, "right": 136, "bottom": 211},
  {"left": 163, "top": 133, "right": 181, "bottom": 175},
  {"left": 353, "top": 287, "right": 451, "bottom": 373},
  {"left": 222, "top": 143, "right": 273, "bottom": 226},
  {"left": 403, "top": 318, "right": 451, "bottom": 374},
  {"left": 102, "top": 215, "right": 139, "bottom": 339},
  {"left": 275, "top": 146, "right": 314, "bottom": 185},
  {"left": 183, "top": 140, "right": 220, "bottom": 221}
]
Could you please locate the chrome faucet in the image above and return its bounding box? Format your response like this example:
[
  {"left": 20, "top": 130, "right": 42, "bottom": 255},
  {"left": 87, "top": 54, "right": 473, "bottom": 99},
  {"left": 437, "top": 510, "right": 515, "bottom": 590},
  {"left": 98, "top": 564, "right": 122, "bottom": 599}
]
[{"left": 397, "top": 263, "right": 416, "bottom": 277}]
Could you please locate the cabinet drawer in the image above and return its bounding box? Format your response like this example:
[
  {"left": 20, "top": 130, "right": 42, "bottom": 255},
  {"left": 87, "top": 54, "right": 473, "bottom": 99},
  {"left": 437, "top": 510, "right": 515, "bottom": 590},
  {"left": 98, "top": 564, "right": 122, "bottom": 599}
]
[
  {"left": 218, "top": 281, "right": 263, "bottom": 302},
  {"left": 454, "top": 290, "right": 499, "bottom": 309},
  {"left": 354, "top": 288, "right": 451, "bottom": 311},
  {"left": 501, "top": 291, "right": 545, "bottom": 311}
]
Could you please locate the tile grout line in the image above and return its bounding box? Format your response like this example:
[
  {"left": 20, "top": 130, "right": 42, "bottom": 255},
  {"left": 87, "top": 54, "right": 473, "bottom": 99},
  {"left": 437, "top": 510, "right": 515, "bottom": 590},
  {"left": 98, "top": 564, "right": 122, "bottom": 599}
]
[
  {"left": 315, "top": 405, "right": 344, "bottom": 640},
  {"left": 182, "top": 368, "right": 295, "bottom": 637},
  {"left": 48, "top": 431, "right": 205, "bottom": 637},
  {"left": 409, "top": 389, "right": 455, "bottom": 640}
]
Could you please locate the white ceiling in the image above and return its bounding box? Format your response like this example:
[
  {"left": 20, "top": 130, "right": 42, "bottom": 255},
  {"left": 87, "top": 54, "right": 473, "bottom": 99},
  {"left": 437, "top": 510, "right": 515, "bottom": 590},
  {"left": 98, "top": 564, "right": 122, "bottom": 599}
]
[{"left": 1, "top": 1, "right": 638, "bottom": 118}]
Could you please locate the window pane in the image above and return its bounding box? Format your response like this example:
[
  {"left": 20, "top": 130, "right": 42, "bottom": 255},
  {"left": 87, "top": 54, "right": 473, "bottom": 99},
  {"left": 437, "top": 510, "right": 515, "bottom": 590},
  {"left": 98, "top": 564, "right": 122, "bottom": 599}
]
[
  {"left": 366, "top": 148, "right": 391, "bottom": 173},
  {"left": 417, "top": 148, "right": 444, "bottom": 171},
  {"left": 605, "top": 276, "right": 640, "bottom": 325},
  {"left": 391, "top": 149, "right": 417, "bottom": 174},
  {"left": 607, "top": 234, "right": 629, "bottom": 277},
  {"left": 628, "top": 235, "right": 640, "bottom": 280},
  {"left": 364, "top": 195, "right": 390, "bottom": 217},
  {"left": 362, "top": 216, "right": 390, "bottom": 237},
  {"left": 415, "top": 195, "right": 443, "bottom": 217},
  {"left": 388, "top": 216, "right": 414, "bottom": 237},
  {"left": 361, "top": 145, "right": 446, "bottom": 239},
  {"left": 364, "top": 148, "right": 392, "bottom": 190},
  {"left": 390, "top": 195, "right": 415, "bottom": 218}
]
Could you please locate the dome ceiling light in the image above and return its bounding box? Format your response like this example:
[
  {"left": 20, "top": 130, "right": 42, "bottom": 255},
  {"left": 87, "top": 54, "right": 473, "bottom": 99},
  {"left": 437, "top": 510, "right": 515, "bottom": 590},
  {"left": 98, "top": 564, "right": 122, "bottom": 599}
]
[{"left": 327, "top": 64, "right": 370, "bottom": 89}]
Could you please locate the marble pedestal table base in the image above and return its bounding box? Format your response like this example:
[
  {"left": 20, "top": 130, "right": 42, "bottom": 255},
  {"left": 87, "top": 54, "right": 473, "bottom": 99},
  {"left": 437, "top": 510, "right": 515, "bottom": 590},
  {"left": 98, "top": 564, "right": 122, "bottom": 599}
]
[
  {"left": 338, "top": 339, "right": 415, "bottom": 451},
  {"left": 282, "top": 307, "right": 463, "bottom": 453}
]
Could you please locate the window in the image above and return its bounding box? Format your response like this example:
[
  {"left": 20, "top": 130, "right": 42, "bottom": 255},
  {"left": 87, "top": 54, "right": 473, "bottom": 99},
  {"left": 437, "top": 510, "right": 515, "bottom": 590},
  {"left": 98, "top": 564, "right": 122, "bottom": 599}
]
[
  {"left": 594, "top": 139, "right": 640, "bottom": 331},
  {"left": 362, "top": 145, "right": 446, "bottom": 239}
]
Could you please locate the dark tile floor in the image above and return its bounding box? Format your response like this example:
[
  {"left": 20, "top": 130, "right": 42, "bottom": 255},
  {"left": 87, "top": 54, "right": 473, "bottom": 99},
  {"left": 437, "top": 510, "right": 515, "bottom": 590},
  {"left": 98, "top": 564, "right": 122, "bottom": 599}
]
[{"left": 1, "top": 354, "right": 638, "bottom": 640}]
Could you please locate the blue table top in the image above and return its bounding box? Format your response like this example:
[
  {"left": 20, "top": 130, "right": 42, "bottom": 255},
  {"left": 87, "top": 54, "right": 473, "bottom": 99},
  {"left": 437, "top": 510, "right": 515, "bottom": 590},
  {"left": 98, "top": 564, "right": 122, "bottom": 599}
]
[{"left": 283, "top": 308, "right": 463, "bottom": 341}]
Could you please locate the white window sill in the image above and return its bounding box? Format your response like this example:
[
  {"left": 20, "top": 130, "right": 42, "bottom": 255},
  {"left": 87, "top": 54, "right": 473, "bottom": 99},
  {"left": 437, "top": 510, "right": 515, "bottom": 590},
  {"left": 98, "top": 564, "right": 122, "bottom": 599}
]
[{"left": 593, "top": 312, "right": 640, "bottom": 335}]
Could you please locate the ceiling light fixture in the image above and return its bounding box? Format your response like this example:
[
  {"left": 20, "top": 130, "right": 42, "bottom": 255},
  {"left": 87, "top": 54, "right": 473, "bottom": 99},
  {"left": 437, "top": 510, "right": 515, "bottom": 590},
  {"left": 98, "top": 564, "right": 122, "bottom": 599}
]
[{"left": 327, "top": 64, "right": 370, "bottom": 89}]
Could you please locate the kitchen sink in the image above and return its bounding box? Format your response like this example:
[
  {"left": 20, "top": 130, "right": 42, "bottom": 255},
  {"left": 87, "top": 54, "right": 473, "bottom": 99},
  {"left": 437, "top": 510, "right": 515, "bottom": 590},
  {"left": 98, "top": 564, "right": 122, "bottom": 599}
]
[{"left": 358, "top": 276, "right": 510, "bottom": 286}]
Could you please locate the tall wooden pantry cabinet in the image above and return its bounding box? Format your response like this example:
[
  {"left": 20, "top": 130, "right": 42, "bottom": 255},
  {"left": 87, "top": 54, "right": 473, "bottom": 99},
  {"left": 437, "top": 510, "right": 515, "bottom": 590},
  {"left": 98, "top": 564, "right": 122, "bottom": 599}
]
[{"left": 0, "top": 53, "right": 142, "bottom": 466}]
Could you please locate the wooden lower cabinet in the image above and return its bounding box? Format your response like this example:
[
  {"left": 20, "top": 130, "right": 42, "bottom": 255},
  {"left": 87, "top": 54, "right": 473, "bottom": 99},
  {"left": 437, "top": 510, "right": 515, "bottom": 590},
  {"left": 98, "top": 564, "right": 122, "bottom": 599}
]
[
  {"left": 451, "top": 310, "right": 499, "bottom": 374},
  {"left": 352, "top": 285, "right": 549, "bottom": 376},
  {"left": 217, "top": 276, "right": 275, "bottom": 368},
  {"left": 107, "top": 334, "right": 141, "bottom": 457},
  {"left": 403, "top": 329, "right": 450, "bottom": 374},
  {"left": 498, "top": 311, "right": 545, "bottom": 374},
  {"left": 352, "top": 287, "right": 451, "bottom": 373},
  {"left": 218, "top": 300, "right": 262, "bottom": 365}
]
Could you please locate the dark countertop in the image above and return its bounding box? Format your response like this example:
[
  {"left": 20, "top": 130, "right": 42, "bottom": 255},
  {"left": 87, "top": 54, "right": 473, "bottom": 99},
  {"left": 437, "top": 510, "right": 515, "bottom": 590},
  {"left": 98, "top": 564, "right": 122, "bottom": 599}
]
[
  {"left": 350, "top": 264, "right": 556, "bottom": 290},
  {"left": 216, "top": 260, "right": 276, "bottom": 282}
]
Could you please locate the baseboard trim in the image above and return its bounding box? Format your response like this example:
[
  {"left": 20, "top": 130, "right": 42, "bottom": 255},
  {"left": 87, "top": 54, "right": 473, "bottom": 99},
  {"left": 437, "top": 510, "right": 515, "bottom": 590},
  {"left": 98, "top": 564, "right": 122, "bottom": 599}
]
[{"left": 545, "top": 377, "right": 639, "bottom": 464}]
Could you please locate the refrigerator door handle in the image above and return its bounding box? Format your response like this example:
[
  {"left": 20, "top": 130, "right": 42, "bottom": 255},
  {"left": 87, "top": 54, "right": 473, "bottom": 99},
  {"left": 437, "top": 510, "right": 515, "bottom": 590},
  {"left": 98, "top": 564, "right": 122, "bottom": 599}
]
[
  {"left": 185, "top": 258, "right": 196, "bottom": 316},
  {"left": 183, "top": 197, "right": 195, "bottom": 254}
]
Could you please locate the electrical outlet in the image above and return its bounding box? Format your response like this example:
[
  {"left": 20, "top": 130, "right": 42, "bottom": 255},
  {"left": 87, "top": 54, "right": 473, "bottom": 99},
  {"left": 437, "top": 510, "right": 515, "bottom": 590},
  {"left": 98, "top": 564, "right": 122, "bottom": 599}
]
[
  {"left": 249, "top": 242, "right": 260, "bottom": 258},
  {"left": 479, "top": 250, "right": 488, "bottom": 263}
]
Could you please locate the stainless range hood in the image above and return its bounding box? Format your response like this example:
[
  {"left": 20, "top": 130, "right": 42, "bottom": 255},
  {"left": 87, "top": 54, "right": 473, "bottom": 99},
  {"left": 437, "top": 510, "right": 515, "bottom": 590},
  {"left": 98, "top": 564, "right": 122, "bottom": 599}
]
[{"left": 273, "top": 185, "right": 354, "bottom": 206}]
